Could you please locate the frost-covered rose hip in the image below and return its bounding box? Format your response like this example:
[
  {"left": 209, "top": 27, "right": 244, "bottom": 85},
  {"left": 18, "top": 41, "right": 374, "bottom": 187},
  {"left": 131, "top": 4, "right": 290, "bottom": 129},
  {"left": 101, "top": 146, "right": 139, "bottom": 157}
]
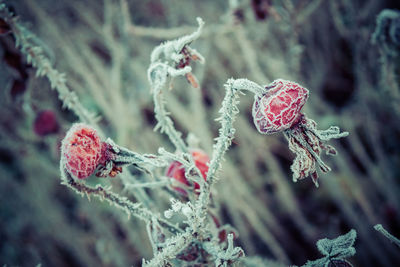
[
  {"left": 61, "top": 123, "right": 105, "bottom": 179},
  {"left": 252, "top": 79, "right": 309, "bottom": 134},
  {"left": 61, "top": 123, "right": 166, "bottom": 180},
  {"left": 232, "top": 77, "right": 348, "bottom": 187},
  {"left": 166, "top": 149, "right": 209, "bottom": 194}
]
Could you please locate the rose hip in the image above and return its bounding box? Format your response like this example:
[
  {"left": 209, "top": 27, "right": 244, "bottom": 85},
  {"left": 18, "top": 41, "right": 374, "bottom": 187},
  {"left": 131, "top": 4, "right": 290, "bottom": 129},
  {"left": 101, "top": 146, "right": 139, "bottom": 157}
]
[
  {"left": 166, "top": 149, "right": 209, "bottom": 194},
  {"left": 252, "top": 79, "right": 309, "bottom": 134},
  {"left": 61, "top": 123, "right": 105, "bottom": 179},
  {"left": 33, "top": 110, "right": 59, "bottom": 136}
]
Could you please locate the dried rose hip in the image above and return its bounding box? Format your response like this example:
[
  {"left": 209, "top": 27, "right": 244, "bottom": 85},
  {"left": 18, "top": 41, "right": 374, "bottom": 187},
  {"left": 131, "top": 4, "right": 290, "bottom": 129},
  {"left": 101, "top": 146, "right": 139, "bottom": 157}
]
[
  {"left": 61, "top": 123, "right": 105, "bottom": 179},
  {"left": 33, "top": 110, "right": 59, "bottom": 136},
  {"left": 166, "top": 149, "right": 209, "bottom": 194},
  {"left": 252, "top": 79, "right": 309, "bottom": 134}
]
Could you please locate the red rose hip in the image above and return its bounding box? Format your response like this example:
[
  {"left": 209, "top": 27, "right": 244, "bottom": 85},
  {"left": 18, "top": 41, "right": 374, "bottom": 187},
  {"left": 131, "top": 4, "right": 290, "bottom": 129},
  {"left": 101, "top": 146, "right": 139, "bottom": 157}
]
[
  {"left": 61, "top": 123, "right": 104, "bottom": 179},
  {"left": 252, "top": 79, "right": 309, "bottom": 134},
  {"left": 33, "top": 110, "right": 59, "bottom": 136},
  {"left": 166, "top": 149, "right": 210, "bottom": 194}
]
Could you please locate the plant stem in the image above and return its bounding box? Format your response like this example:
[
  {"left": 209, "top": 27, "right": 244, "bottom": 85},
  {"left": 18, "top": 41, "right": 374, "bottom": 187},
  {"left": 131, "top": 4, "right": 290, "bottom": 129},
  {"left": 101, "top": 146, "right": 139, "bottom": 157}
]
[{"left": 374, "top": 224, "right": 400, "bottom": 248}]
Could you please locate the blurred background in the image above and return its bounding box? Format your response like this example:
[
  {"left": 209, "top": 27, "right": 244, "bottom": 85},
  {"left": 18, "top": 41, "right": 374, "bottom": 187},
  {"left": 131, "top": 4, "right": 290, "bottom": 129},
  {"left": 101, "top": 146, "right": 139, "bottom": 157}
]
[{"left": 0, "top": 0, "right": 400, "bottom": 266}]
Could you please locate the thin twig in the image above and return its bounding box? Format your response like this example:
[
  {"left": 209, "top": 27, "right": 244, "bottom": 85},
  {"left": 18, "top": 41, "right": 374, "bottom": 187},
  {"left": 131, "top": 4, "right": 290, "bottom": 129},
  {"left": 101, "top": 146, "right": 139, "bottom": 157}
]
[{"left": 374, "top": 224, "right": 400, "bottom": 248}]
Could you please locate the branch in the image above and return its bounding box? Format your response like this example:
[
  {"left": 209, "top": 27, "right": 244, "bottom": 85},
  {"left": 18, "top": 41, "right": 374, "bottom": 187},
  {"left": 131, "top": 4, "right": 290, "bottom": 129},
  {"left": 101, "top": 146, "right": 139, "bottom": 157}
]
[
  {"left": 60, "top": 168, "right": 182, "bottom": 235},
  {"left": 374, "top": 224, "right": 400, "bottom": 248}
]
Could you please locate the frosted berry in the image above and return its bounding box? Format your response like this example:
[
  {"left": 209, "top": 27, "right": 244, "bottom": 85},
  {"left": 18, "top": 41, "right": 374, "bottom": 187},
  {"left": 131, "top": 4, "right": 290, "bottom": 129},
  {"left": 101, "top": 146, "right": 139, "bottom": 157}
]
[
  {"left": 33, "top": 110, "right": 59, "bottom": 136},
  {"left": 61, "top": 123, "right": 105, "bottom": 179},
  {"left": 166, "top": 149, "right": 210, "bottom": 194},
  {"left": 252, "top": 79, "right": 309, "bottom": 134}
]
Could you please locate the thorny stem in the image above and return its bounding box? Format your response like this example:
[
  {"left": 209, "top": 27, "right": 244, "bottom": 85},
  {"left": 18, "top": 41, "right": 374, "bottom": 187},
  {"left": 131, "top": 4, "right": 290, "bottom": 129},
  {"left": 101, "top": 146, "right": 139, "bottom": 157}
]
[
  {"left": 204, "top": 79, "right": 241, "bottom": 186},
  {"left": 147, "top": 18, "right": 205, "bottom": 153},
  {"left": 150, "top": 17, "right": 204, "bottom": 64},
  {"left": 105, "top": 138, "right": 169, "bottom": 168},
  {"left": 374, "top": 224, "right": 400, "bottom": 248},
  {"left": 60, "top": 168, "right": 182, "bottom": 235},
  {"left": 143, "top": 21, "right": 246, "bottom": 264},
  {"left": 143, "top": 232, "right": 192, "bottom": 267},
  {"left": 231, "top": 78, "right": 266, "bottom": 96},
  {"left": 193, "top": 79, "right": 242, "bottom": 221},
  {"left": 124, "top": 180, "right": 172, "bottom": 189},
  {"left": 143, "top": 78, "right": 243, "bottom": 266},
  {"left": 149, "top": 64, "right": 188, "bottom": 153}
]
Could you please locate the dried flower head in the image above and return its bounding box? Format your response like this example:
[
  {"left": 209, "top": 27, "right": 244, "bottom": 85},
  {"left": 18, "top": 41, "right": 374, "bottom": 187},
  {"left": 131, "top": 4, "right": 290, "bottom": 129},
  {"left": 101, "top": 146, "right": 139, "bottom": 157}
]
[
  {"left": 284, "top": 115, "right": 348, "bottom": 187},
  {"left": 61, "top": 123, "right": 105, "bottom": 179},
  {"left": 252, "top": 79, "right": 309, "bottom": 134}
]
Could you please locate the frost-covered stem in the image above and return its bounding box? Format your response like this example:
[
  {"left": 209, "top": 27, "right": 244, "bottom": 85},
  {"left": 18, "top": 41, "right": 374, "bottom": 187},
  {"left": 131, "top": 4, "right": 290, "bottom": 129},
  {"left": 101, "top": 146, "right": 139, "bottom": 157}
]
[
  {"left": 150, "top": 17, "right": 204, "bottom": 63},
  {"left": 148, "top": 64, "right": 188, "bottom": 153},
  {"left": 144, "top": 79, "right": 243, "bottom": 265},
  {"left": 194, "top": 79, "right": 241, "bottom": 230},
  {"left": 143, "top": 231, "right": 192, "bottom": 267},
  {"left": 231, "top": 78, "right": 266, "bottom": 96},
  {"left": 105, "top": 138, "right": 169, "bottom": 167},
  {"left": 60, "top": 169, "right": 182, "bottom": 235},
  {"left": 204, "top": 79, "right": 240, "bottom": 186},
  {"left": 153, "top": 84, "right": 188, "bottom": 152},
  {"left": 0, "top": 4, "right": 97, "bottom": 126},
  {"left": 125, "top": 180, "right": 172, "bottom": 189},
  {"left": 215, "top": 234, "right": 244, "bottom": 265},
  {"left": 374, "top": 224, "right": 400, "bottom": 248}
]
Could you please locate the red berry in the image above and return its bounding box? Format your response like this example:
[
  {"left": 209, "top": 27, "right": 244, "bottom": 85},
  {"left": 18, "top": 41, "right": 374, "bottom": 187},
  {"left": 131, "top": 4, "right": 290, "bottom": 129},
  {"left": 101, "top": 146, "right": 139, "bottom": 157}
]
[
  {"left": 252, "top": 79, "right": 309, "bottom": 134},
  {"left": 166, "top": 149, "right": 210, "bottom": 194},
  {"left": 33, "top": 110, "right": 59, "bottom": 136},
  {"left": 61, "top": 123, "right": 104, "bottom": 179}
]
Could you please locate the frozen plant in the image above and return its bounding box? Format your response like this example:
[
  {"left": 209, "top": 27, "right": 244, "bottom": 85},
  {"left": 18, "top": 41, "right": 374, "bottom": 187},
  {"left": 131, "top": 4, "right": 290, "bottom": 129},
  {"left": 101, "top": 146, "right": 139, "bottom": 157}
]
[
  {"left": 300, "top": 229, "right": 357, "bottom": 267},
  {"left": 1, "top": 2, "right": 352, "bottom": 265}
]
